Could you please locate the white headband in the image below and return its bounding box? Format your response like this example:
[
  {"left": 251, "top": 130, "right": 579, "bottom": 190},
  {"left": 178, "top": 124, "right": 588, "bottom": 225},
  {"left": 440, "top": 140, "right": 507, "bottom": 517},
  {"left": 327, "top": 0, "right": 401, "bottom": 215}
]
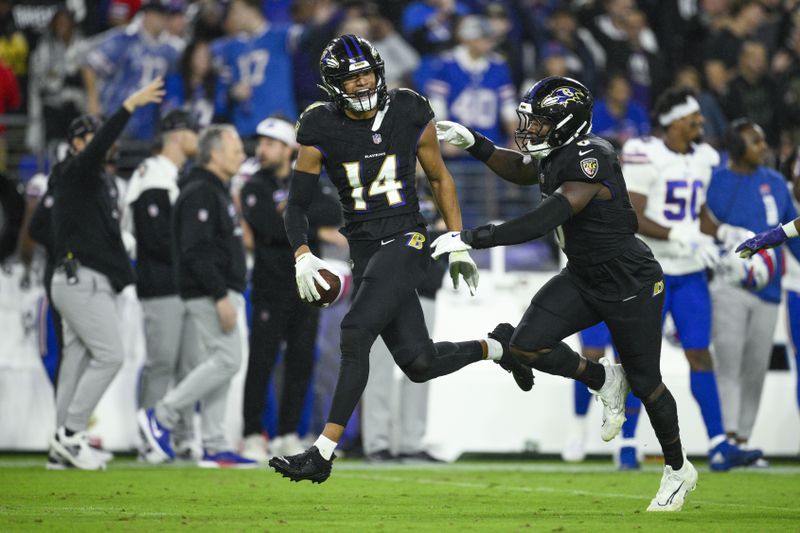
[
  {"left": 658, "top": 96, "right": 700, "bottom": 127},
  {"left": 255, "top": 118, "right": 297, "bottom": 147}
]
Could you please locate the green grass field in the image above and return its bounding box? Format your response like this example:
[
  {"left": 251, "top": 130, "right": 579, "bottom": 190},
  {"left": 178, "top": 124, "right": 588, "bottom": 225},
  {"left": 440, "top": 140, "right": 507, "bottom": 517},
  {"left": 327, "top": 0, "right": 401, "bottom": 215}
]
[{"left": 1, "top": 456, "right": 798, "bottom": 532}]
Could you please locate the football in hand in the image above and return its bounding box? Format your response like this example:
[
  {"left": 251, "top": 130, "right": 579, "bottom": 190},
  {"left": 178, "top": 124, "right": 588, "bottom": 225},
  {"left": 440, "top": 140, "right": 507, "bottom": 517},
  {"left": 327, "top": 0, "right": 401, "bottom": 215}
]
[{"left": 309, "top": 269, "right": 343, "bottom": 308}]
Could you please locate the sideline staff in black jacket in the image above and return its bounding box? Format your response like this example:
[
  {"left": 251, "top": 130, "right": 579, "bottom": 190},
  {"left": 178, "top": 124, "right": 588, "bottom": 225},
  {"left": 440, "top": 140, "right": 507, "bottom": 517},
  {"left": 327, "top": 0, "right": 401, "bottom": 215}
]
[
  {"left": 239, "top": 117, "right": 342, "bottom": 461},
  {"left": 48, "top": 79, "right": 165, "bottom": 471},
  {"left": 138, "top": 124, "right": 255, "bottom": 467}
]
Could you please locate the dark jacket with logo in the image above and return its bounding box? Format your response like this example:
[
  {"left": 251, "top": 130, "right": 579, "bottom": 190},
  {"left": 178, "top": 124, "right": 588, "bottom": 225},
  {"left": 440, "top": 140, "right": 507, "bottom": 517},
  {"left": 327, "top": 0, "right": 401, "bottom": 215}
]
[
  {"left": 172, "top": 167, "right": 246, "bottom": 299},
  {"left": 50, "top": 107, "right": 135, "bottom": 292}
]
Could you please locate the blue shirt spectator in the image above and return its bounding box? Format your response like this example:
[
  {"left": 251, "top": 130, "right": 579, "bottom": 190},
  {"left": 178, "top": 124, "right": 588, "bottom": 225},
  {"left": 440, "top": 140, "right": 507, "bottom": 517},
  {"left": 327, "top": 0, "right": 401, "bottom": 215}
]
[
  {"left": 402, "top": 0, "right": 471, "bottom": 90},
  {"left": 163, "top": 39, "right": 218, "bottom": 127},
  {"left": 425, "top": 16, "right": 516, "bottom": 146},
  {"left": 592, "top": 73, "right": 650, "bottom": 149},
  {"left": 212, "top": 0, "right": 296, "bottom": 136},
  {"left": 84, "top": 7, "right": 181, "bottom": 140}
]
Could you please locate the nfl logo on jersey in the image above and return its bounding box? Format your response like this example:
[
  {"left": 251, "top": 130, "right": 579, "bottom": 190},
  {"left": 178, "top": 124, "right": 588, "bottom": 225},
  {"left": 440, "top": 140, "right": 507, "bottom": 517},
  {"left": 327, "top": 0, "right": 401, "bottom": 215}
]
[{"left": 372, "top": 133, "right": 382, "bottom": 144}]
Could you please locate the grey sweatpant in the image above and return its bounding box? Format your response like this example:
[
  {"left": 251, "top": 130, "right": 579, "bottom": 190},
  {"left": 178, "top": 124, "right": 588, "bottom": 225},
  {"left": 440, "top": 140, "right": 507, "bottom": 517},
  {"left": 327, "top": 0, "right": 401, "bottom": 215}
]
[
  {"left": 51, "top": 266, "right": 125, "bottom": 432},
  {"left": 156, "top": 291, "right": 243, "bottom": 451},
  {"left": 711, "top": 281, "right": 779, "bottom": 440},
  {"left": 139, "top": 295, "right": 199, "bottom": 443},
  {"left": 362, "top": 296, "right": 435, "bottom": 455}
]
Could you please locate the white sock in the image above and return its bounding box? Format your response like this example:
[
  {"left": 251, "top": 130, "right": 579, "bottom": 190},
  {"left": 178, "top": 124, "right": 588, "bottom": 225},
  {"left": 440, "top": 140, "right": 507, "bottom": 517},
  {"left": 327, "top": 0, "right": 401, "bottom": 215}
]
[
  {"left": 314, "top": 435, "right": 337, "bottom": 460},
  {"left": 485, "top": 338, "right": 503, "bottom": 361}
]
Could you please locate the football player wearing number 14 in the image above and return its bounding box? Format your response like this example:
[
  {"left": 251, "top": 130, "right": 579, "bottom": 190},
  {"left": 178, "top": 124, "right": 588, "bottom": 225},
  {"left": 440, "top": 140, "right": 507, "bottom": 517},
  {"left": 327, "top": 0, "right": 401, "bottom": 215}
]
[
  {"left": 268, "top": 35, "right": 533, "bottom": 484},
  {"left": 435, "top": 76, "right": 696, "bottom": 511}
]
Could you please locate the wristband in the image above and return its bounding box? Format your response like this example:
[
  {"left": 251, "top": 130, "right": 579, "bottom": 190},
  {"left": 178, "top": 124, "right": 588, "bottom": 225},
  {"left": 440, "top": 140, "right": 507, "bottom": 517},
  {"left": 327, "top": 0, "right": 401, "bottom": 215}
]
[
  {"left": 783, "top": 221, "right": 800, "bottom": 238},
  {"left": 466, "top": 129, "right": 496, "bottom": 162},
  {"left": 461, "top": 225, "right": 495, "bottom": 249}
]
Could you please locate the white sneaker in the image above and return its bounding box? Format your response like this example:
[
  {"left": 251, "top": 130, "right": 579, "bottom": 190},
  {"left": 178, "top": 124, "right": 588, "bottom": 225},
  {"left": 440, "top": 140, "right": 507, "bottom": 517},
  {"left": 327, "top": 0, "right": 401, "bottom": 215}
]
[
  {"left": 647, "top": 455, "right": 698, "bottom": 512},
  {"left": 50, "top": 427, "right": 106, "bottom": 471},
  {"left": 590, "top": 357, "right": 629, "bottom": 442},
  {"left": 561, "top": 420, "right": 587, "bottom": 463},
  {"left": 241, "top": 434, "right": 270, "bottom": 463}
]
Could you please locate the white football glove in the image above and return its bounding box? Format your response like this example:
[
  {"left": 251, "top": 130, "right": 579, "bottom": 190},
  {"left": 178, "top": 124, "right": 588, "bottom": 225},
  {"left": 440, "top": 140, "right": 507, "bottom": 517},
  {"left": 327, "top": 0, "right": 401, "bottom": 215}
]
[
  {"left": 716, "top": 223, "right": 755, "bottom": 250},
  {"left": 448, "top": 250, "right": 479, "bottom": 296},
  {"left": 435, "top": 120, "right": 475, "bottom": 149},
  {"left": 668, "top": 222, "right": 720, "bottom": 268},
  {"left": 294, "top": 252, "right": 332, "bottom": 303},
  {"left": 431, "top": 231, "right": 472, "bottom": 259}
]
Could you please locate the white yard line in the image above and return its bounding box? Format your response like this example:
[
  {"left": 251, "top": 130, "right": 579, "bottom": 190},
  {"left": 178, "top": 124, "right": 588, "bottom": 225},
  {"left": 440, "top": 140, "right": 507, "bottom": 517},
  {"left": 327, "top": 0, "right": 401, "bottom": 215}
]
[
  {"left": 335, "top": 472, "right": 797, "bottom": 513},
  {"left": 0, "top": 506, "right": 176, "bottom": 518}
]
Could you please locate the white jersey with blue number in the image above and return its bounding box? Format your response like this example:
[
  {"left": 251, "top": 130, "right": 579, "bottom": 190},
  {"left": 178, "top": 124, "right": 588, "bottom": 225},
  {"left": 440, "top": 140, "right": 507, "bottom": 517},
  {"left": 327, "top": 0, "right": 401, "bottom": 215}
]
[{"left": 622, "top": 136, "right": 720, "bottom": 275}]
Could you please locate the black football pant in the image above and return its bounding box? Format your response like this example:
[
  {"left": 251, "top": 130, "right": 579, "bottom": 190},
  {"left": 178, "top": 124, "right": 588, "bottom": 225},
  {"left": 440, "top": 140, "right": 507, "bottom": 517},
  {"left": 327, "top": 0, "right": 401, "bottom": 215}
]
[
  {"left": 327, "top": 228, "right": 483, "bottom": 426},
  {"left": 243, "top": 290, "right": 319, "bottom": 437},
  {"left": 510, "top": 270, "right": 683, "bottom": 465},
  {"left": 511, "top": 270, "right": 665, "bottom": 398}
]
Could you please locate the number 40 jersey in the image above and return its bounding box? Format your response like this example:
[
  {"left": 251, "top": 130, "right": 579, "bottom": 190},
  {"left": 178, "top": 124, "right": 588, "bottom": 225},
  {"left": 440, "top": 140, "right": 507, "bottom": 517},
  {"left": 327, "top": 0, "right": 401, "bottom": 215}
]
[
  {"left": 622, "top": 136, "right": 720, "bottom": 275},
  {"left": 296, "top": 89, "right": 433, "bottom": 240}
]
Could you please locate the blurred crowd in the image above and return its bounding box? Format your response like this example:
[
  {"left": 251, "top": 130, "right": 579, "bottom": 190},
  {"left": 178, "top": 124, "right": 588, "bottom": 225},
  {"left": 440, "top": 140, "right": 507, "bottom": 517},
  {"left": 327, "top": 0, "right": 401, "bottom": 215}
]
[{"left": 2, "top": 0, "right": 800, "bottom": 174}]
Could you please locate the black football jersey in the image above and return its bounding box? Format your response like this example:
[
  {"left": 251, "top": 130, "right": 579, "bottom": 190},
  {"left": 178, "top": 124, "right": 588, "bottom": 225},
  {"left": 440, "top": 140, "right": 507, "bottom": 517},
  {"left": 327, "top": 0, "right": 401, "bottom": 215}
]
[
  {"left": 296, "top": 88, "right": 433, "bottom": 239},
  {"left": 540, "top": 134, "right": 662, "bottom": 300}
]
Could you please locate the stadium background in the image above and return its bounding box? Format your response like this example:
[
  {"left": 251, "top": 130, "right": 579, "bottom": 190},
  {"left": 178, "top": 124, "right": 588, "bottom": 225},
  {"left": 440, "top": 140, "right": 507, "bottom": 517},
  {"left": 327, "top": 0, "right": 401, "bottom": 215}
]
[{"left": 0, "top": 0, "right": 798, "bottom": 458}]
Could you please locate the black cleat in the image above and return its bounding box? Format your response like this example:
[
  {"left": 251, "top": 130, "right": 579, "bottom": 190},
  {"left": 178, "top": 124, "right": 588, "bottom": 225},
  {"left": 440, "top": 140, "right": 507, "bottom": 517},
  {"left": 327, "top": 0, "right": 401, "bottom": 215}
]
[
  {"left": 489, "top": 323, "right": 534, "bottom": 392},
  {"left": 268, "top": 446, "right": 335, "bottom": 484}
]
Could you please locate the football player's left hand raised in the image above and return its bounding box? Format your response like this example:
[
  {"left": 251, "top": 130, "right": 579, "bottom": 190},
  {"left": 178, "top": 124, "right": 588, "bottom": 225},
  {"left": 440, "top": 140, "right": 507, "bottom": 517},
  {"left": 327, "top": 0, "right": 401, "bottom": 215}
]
[{"left": 448, "top": 250, "right": 479, "bottom": 296}]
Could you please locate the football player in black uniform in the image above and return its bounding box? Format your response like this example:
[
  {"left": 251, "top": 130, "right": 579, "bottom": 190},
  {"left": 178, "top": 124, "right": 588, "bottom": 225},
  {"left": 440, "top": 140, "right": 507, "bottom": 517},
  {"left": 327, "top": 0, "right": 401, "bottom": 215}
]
[
  {"left": 434, "top": 77, "right": 697, "bottom": 512},
  {"left": 269, "top": 34, "right": 533, "bottom": 483}
]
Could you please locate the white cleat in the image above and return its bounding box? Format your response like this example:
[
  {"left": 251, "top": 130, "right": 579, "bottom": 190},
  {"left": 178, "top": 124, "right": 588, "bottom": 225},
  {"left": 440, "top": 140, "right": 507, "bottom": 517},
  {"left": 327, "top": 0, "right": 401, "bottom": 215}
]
[
  {"left": 50, "top": 427, "right": 106, "bottom": 471},
  {"left": 590, "top": 357, "right": 629, "bottom": 442},
  {"left": 647, "top": 455, "right": 698, "bottom": 512}
]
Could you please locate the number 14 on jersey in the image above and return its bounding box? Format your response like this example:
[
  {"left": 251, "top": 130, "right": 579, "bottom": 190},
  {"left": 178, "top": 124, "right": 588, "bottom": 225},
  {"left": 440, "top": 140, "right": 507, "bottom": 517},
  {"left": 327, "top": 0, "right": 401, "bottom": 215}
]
[{"left": 343, "top": 154, "right": 404, "bottom": 210}]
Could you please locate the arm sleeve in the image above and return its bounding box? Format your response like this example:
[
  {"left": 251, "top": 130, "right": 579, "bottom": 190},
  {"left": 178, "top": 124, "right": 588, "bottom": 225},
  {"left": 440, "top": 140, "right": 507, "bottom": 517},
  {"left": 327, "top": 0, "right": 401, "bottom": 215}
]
[
  {"left": 178, "top": 189, "right": 227, "bottom": 300},
  {"left": 131, "top": 189, "right": 173, "bottom": 264},
  {"left": 462, "top": 193, "right": 573, "bottom": 248},
  {"left": 283, "top": 170, "right": 320, "bottom": 252},
  {"left": 69, "top": 106, "right": 132, "bottom": 181}
]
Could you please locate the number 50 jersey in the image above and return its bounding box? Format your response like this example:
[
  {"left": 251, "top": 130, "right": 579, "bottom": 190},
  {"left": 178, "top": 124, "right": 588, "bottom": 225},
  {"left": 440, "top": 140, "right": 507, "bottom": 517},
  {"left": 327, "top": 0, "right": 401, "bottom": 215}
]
[
  {"left": 622, "top": 136, "right": 720, "bottom": 275},
  {"left": 296, "top": 89, "right": 434, "bottom": 240}
]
